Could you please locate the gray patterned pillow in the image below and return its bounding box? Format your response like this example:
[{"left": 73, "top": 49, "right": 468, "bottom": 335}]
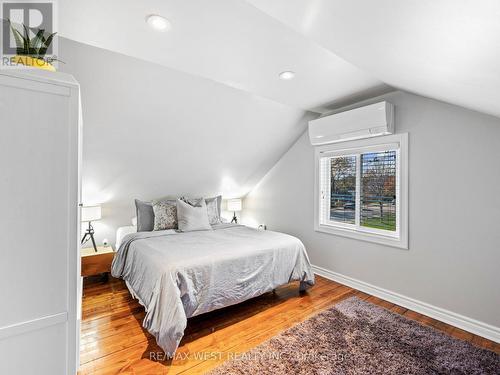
[
  {"left": 205, "top": 196, "right": 221, "bottom": 225},
  {"left": 152, "top": 200, "right": 178, "bottom": 230}
]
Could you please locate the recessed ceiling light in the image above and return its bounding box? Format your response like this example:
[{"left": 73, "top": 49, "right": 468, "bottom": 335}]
[
  {"left": 279, "top": 71, "right": 295, "bottom": 80},
  {"left": 146, "top": 15, "right": 171, "bottom": 31}
]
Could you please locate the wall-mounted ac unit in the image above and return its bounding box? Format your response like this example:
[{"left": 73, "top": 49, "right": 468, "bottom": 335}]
[{"left": 308, "top": 101, "right": 394, "bottom": 146}]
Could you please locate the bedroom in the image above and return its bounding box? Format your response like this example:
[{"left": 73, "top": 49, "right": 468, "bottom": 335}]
[{"left": 0, "top": 0, "right": 499, "bottom": 374}]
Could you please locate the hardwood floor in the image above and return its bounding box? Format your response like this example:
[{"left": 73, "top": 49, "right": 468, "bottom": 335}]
[{"left": 79, "top": 275, "right": 499, "bottom": 374}]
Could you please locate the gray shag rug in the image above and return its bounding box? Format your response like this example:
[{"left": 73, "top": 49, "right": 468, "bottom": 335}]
[{"left": 208, "top": 297, "right": 499, "bottom": 374}]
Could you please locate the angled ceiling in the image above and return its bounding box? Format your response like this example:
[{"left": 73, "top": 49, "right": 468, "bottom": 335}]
[
  {"left": 59, "top": 1, "right": 500, "bottom": 116},
  {"left": 247, "top": 0, "right": 500, "bottom": 118},
  {"left": 57, "top": 0, "right": 389, "bottom": 113}
]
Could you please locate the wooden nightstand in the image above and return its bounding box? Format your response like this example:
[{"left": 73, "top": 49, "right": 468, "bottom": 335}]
[{"left": 81, "top": 246, "right": 115, "bottom": 277}]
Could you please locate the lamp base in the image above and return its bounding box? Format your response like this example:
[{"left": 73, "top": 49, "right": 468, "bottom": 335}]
[
  {"left": 81, "top": 221, "right": 98, "bottom": 252},
  {"left": 231, "top": 212, "right": 238, "bottom": 224}
]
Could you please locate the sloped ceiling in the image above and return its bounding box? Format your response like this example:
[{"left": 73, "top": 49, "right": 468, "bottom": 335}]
[
  {"left": 247, "top": 0, "right": 500, "bottom": 117},
  {"left": 58, "top": 0, "right": 389, "bottom": 113},
  {"left": 59, "top": 0, "right": 500, "bottom": 117}
]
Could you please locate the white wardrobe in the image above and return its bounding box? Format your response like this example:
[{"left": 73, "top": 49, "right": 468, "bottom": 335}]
[{"left": 0, "top": 70, "right": 81, "bottom": 374}]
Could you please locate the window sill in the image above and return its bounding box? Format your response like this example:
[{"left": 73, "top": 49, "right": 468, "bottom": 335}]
[{"left": 315, "top": 223, "right": 408, "bottom": 250}]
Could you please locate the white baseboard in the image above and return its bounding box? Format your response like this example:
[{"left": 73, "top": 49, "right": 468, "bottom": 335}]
[{"left": 312, "top": 264, "right": 500, "bottom": 343}]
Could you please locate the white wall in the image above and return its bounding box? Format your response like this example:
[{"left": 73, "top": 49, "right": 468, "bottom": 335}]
[
  {"left": 59, "top": 38, "right": 315, "bottom": 245},
  {"left": 243, "top": 91, "right": 500, "bottom": 328}
]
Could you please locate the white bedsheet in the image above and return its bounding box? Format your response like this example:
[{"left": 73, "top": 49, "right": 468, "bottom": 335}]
[
  {"left": 111, "top": 224, "right": 314, "bottom": 356},
  {"left": 115, "top": 225, "right": 136, "bottom": 249}
]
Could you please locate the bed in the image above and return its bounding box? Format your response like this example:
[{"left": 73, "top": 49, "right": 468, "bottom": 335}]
[{"left": 111, "top": 223, "right": 315, "bottom": 356}]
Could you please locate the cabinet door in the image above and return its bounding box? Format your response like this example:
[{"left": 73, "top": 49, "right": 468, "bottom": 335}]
[{"left": 0, "top": 73, "right": 79, "bottom": 375}]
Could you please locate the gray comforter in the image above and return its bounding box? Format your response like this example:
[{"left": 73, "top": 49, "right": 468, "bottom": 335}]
[{"left": 111, "top": 224, "right": 315, "bottom": 356}]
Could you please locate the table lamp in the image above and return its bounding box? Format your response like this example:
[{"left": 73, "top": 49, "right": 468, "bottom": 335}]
[
  {"left": 81, "top": 205, "right": 102, "bottom": 252},
  {"left": 227, "top": 198, "right": 242, "bottom": 224}
]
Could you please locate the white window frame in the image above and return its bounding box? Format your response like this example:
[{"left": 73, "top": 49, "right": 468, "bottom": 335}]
[{"left": 314, "top": 133, "right": 409, "bottom": 249}]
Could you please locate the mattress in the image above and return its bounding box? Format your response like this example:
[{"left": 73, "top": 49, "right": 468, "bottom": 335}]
[{"left": 115, "top": 225, "right": 137, "bottom": 249}]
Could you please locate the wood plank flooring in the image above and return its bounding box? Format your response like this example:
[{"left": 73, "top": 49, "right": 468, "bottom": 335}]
[{"left": 79, "top": 275, "right": 499, "bottom": 374}]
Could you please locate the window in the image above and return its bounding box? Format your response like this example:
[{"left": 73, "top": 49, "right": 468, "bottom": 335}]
[{"left": 315, "top": 134, "right": 408, "bottom": 249}]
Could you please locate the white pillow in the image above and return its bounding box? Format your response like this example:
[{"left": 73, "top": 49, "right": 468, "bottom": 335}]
[
  {"left": 176, "top": 198, "right": 212, "bottom": 232},
  {"left": 205, "top": 195, "right": 222, "bottom": 224},
  {"left": 182, "top": 196, "right": 221, "bottom": 224}
]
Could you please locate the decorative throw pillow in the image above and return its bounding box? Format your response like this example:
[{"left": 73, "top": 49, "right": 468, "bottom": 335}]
[
  {"left": 152, "top": 200, "right": 178, "bottom": 231},
  {"left": 182, "top": 195, "right": 222, "bottom": 225},
  {"left": 135, "top": 199, "right": 154, "bottom": 232},
  {"left": 205, "top": 195, "right": 222, "bottom": 225},
  {"left": 176, "top": 198, "right": 212, "bottom": 232}
]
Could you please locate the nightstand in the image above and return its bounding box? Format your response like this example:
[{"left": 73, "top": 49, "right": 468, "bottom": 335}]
[{"left": 81, "top": 246, "right": 115, "bottom": 277}]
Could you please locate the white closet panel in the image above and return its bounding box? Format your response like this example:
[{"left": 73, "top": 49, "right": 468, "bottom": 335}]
[{"left": 0, "top": 70, "right": 81, "bottom": 375}]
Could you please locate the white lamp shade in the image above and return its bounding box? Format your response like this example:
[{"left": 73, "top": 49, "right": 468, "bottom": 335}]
[
  {"left": 81, "top": 205, "right": 102, "bottom": 222},
  {"left": 227, "top": 199, "right": 242, "bottom": 212}
]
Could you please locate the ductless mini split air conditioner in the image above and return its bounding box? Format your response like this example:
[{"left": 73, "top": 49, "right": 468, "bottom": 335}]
[{"left": 308, "top": 101, "right": 394, "bottom": 145}]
